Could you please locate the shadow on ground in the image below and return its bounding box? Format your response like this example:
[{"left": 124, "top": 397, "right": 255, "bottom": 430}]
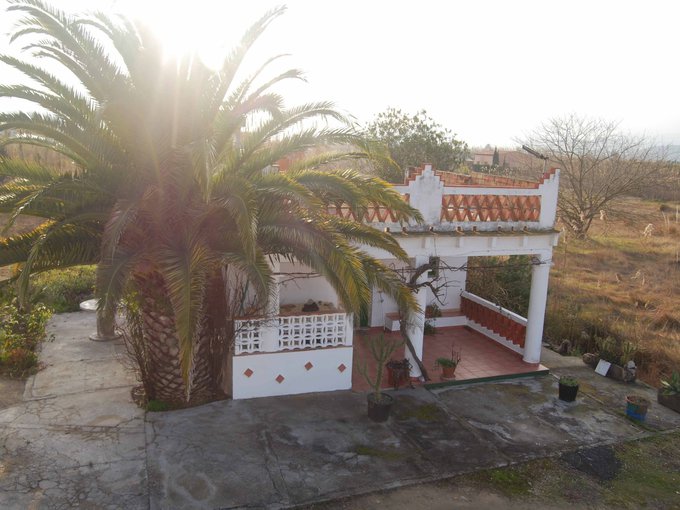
[{"left": 2, "top": 313, "right": 679, "bottom": 509}]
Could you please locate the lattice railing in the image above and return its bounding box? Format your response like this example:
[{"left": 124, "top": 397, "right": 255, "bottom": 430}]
[
  {"left": 234, "top": 313, "right": 352, "bottom": 354},
  {"left": 460, "top": 293, "right": 526, "bottom": 348},
  {"left": 279, "top": 313, "right": 351, "bottom": 350},
  {"left": 234, "top": 318, "right": 266, "bottom": 354},
  {"left": 327, "top": 196, "right": 409, "bottom": 223},
  {"left": 441, "top": 194, "right": 541, "bottom": 222}
]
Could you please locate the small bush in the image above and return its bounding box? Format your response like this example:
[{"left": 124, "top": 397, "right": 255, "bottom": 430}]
[
  {"left": 0, "top": 301, "right": 52, "bottom": 376},
  {"left": 424, "top": 320, "right": 437, "bottom": 335},
  {"left": 31, "top": 266, "right": 96, "bottom": 313}
]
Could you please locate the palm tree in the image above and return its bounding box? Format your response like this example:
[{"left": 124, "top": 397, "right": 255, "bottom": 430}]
[{"left": 0, "top": 1, "right": 421, "bottom": 405}]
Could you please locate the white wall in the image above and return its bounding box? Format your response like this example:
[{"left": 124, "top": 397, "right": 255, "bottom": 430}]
[
  {"left": 425, "top": 256, "right": 467, "bottom": 310},
  {"left": 278, "top": 261, "right": 339, "bottom": 307},
  {"left": 368, "top": 256, "right": 468, "bottom": 328},
  {"left": 232, "top": 347, "right": 353, "bottom": 399}
]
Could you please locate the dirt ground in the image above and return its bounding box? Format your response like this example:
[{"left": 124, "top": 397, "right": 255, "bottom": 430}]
[{"left": 0, "top": 376, "right": 24, "bottom": 409}]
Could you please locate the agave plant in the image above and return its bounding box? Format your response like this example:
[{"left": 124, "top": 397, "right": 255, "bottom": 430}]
[
  {"left": 0, "top": 1, "right": 421, "bottom": 404},
  {"left": 661, "top": 372, "right": 680, "bottom": 395}
]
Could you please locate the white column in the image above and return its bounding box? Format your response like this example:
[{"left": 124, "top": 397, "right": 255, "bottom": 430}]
[
  {"left": 405, "top": 255, "right": 428, "bottom": 378},
  {"left": 523, "top": 254, "right": 551, "bottom": 363},
  {"left": 260, "top": 262, "right": 281, "bottom": 352}
]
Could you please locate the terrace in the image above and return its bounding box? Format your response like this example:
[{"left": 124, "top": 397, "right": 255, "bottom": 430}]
[{"left": 230, "top": 164, "right": 560, "bottom": 400}]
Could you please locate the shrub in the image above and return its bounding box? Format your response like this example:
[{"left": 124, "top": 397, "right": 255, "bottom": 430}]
[
  {"left": 0, "top": 300, "right": 52, "bottom": 376},
  {"left": 466, "top": 255, "right": 532, "bottom": 316},
  {"left": 31, "top": 265, "right": 96, "bottom": 312}
]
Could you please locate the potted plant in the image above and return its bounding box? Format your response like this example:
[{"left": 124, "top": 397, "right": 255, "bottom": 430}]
[
  {"left": 357, "top": 334, "right": 404, "bottom": 422},
  {"left": 558, "top": 375, "right": 579, "bottom": 402},
  {"left": 435, "top": 344, "right": 462, "bottom": 380},
  {"left": 385, "top": 358, "right": 412, "bottom": 390},
  {"left": 625, "top": 394, "right": 651, "bottom": 422},
  {"left": 658, "top": 372, "right": 680, "bottom": 414},
  {"left": 425, "top": 303, "right": 442, "bottom": 318}
]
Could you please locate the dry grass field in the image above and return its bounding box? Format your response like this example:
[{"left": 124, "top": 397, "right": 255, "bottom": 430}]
[{"left": 547, "top": 197, "right": 680, "bottom": 385}]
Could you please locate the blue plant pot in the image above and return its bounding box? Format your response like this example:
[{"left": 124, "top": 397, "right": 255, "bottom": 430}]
[{"left": 625, "top": 395, "right": 649, "bottom": 421}]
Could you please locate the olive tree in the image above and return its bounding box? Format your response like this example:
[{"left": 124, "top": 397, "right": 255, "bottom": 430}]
[{"left": 365, "top": 108, "right": 468, "bottom": 182}]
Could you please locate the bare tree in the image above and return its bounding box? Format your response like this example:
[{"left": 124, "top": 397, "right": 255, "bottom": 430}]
[{"left": 522, "top": 114, "right": 667, "bottom": 238}]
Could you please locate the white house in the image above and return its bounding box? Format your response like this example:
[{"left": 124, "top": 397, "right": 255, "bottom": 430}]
[{"left": 228, "top": 164, "right": 560, "bottom": 399}]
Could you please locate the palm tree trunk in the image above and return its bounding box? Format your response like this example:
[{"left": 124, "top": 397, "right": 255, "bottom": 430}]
[{"left": 133, "top": 271, "right": 221, "bottom": 405}]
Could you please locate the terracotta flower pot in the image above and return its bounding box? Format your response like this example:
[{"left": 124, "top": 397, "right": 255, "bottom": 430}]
[{"left": 441, "top": 365, "right": 457, "bottom": 379}]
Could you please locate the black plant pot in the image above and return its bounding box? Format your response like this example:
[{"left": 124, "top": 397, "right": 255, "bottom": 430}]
[
  {"left": 657, "top": 389, "right": 680, "bottom": 414},
  {"left": 367, "top": 392, "right": 394, "bottom": 422},
  {"left": 559, "top": 383, "right": 579, "bottom": 402}
]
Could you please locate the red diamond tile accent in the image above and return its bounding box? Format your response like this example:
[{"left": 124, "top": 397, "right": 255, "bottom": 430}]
[
  {"left": 275, "top": 374, "right": 285, "bottom": 384},
  {"left": 337, "top": 363, "right": 346, "bottom": 373},
  {"left": 243, "top": 368, "right": 253, "bottom": 378},
  {"left": 305, "top": 361, "right": 313, "bottom": 371}
]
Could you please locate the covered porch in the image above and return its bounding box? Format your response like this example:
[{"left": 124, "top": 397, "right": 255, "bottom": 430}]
[{"left": 352, "top": 324, "right": 548, "bottom": 393}]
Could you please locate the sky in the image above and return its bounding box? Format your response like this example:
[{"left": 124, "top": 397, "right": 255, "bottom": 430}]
[{"left": 0, "top": 0, "right": 678, "bottom": 148}]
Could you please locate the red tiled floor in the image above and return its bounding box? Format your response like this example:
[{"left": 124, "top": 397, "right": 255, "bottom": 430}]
[{"left": 351, "top": 326, "right": 546, "bottom": 392}]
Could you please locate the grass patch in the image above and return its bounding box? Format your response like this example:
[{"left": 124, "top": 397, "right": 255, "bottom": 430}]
[
  {"left": 604, "top": 433, "right": 680, "bottom": 508},
  {"left": 469, "top": 463, "right": 536, "bottom": 497},
  {"left": 463, "top": 432, "right": 680, "bottom": 507},
  {"left": 354, "top": 445, "right": 405, "bottom": 461},
  {"left": 395, "top": 402, "right": 446, "bottom": 422},
  {"left": 146, "top": 399, "right": 171, "bottom": 412}
]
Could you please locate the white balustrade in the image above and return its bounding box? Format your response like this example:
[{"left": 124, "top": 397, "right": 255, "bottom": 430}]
[
  {"left": 234, "top": 318, "right": 267, "bottom": 354},
  {"left": 234, "top": 312, "right": 352, "bottom": 355}
]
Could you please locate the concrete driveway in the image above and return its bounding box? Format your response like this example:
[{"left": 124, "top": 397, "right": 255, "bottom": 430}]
[{"left": 1, "top": 312, "right": 678, "bottom": 509}]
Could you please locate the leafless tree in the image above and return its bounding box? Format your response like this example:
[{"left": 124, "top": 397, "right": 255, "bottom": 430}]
[{"left": 522, "top": 114, "right": 667, "bottom": 238}]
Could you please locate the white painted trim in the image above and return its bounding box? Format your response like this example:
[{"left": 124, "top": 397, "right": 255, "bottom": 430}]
[
  {"left": 384, "top": 313, "right": 467, "bottom": 331},
  {"left": 466, "top": 321, "right": 524, "bottom": 355},
  {"left": 461, "top": 291, "right": 527, "bottom": 326}
]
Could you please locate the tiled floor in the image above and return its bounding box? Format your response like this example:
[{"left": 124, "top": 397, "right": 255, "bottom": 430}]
[{"left": 352, "top": 326, "right": 546, "bottom": 392}]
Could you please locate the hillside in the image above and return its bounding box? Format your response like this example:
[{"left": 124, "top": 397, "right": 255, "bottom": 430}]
[{"left": 546, "top": 197, "right": 680, "bottom": 384}]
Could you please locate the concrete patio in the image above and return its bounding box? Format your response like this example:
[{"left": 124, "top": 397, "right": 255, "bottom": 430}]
[{"left": 1, "top": 312, "right": 679, "bottom": 509}]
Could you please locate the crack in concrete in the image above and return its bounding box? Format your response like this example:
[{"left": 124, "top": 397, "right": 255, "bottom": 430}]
[{"left": 259, "top": 427, "right": 291, "bottom": 507}]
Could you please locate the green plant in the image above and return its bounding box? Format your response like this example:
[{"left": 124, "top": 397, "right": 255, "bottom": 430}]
[
  {"left": 559, "top": 375, "right": 579, "bottom": 387},
  {"left": 596, "top": 336, "right": 618, "bottom": 363},
  {"left": 424, "top": 320, "right": 437, "bottom": 335},
  {"left": 31, "top": 266, "right": 96, "bottom": 313},
  {"left": 660, "top": 372, "right": 680, "bottom": 395},
  {"left": 425, "top": 303, "right": 442, "bottom": 318},
  {"left": 435, "top": 343, "right": 461, "bottom": 368},
  {"left": 466, "top": 255, "right": 532, "bottom": 316},
  {"left": 357, "top": 334, "right": 404, "bottom": 403},
  {"left": 146, "top": 399, "right": 170, "bottom": 412},
  {"left": 435, "top": 357, "right": 457, "bottom": 368},
  {"left": 0, "top": 300, "right": 51, "bottom": 376},
  {"left": 364, "top": 108, "right": 468, "bottom": 181},
  {"left": 620, "top": 341, "right": 638, "bottom": 365}
]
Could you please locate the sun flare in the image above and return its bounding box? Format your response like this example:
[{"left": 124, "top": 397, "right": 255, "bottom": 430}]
[{"left": 114, "top": 0, "right": 279, "bottom": 68}]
